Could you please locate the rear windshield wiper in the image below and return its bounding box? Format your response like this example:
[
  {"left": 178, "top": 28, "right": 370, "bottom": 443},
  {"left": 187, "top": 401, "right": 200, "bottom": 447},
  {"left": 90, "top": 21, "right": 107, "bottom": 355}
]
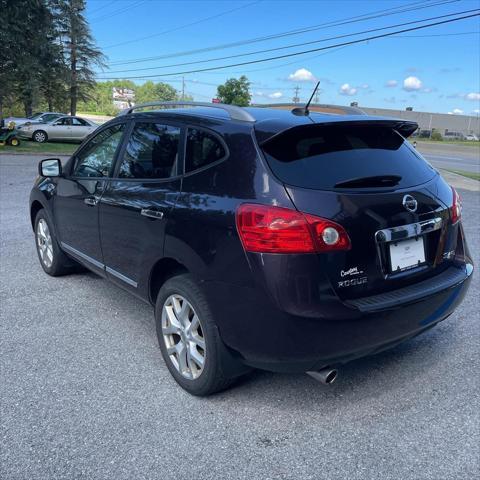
[{"left": 334, "top": 175, "right": 402, "bottom": 189}]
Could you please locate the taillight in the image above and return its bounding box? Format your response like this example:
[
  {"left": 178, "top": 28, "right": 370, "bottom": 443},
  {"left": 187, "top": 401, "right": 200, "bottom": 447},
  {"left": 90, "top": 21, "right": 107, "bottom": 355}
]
[
  {"left": 236, "top": 204, "right": 351, "bottom": 254},
  {"left": 450, "top": 186, "right": 462, "bottom": 224}
]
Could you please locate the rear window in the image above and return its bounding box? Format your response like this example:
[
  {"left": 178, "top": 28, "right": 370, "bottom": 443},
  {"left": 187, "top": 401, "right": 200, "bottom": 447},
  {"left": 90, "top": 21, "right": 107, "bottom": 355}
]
[{"left": 261, "top": 125, "right": 436, "bottom": 190}]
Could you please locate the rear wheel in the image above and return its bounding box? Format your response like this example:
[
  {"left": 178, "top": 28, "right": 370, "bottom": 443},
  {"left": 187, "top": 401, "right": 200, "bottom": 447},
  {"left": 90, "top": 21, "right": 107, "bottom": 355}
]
[
  {"left": 34, "top": 210, "right": 74, "bottom": 276},
  {"left": 155, "top": 274, "right": 240, "bottom": 395},
  {"left": 8, "top": 136, "right": 20, "bottom": 146},
  {"left": 33, "top": 130, "right": 47, "bottom": 143}
]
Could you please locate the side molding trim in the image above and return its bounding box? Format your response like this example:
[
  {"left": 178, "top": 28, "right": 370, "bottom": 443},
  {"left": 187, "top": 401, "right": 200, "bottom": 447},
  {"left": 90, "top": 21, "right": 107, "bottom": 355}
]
[{"left": 60, "top": 242, "right": 138, "bottom": 288}]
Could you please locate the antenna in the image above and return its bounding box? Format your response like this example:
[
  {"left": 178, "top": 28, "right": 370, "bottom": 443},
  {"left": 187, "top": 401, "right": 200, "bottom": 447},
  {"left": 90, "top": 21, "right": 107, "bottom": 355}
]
[{"left": 292, "top": 81, "right": 320, "bottom": 116}]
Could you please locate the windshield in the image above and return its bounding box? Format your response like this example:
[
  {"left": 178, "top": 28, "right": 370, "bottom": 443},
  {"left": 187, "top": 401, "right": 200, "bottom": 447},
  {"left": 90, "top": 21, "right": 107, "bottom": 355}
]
[
  {"left": 261, "top": 125, "right": 436, "bottom": 190},
  {"left": 28, "top": 112, "right": 43, "bottom": 120}
]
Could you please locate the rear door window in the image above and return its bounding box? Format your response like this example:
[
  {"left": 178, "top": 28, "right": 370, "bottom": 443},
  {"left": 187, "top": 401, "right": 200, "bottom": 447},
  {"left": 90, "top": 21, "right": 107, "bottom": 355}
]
[
  {"left": 118, "top": 122, "right": 180, "bottom": 179},
  {"left": 72, "top": 117, "right": 88, "bottom": 126},
  {"left": 185, "top": 128, "right": 226, "bottom": 173},
  {"left": 260, "top": 125, "right": 436, "bottom": 190}
]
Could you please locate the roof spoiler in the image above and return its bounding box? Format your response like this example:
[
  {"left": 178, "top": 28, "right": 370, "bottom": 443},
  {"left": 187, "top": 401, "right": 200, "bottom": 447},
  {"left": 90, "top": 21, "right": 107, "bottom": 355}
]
[{"left": 257, "top": 118, "right": 419, "bottom": 145}]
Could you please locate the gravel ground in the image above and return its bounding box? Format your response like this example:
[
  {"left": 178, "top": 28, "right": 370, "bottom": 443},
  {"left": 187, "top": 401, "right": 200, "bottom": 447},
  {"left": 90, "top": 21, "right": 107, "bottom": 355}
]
[{"left": 1, "top": 154, "right": 479, "bottom": 480}]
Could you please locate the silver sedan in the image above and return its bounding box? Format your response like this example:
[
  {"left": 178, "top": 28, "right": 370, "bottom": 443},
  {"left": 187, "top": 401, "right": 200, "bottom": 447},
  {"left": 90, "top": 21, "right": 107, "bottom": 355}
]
[{"left": 17, "top": 116, "right": 98, "bottom": 143}]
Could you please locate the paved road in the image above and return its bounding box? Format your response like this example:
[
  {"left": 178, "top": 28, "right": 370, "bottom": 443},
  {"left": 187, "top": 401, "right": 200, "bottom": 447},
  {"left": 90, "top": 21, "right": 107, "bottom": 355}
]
[
  {"left": 417, "top": 142, "right": 480, "bottom": 174},
  {"left": 1, "top": 154, "right": 479, "bottom": 480}
]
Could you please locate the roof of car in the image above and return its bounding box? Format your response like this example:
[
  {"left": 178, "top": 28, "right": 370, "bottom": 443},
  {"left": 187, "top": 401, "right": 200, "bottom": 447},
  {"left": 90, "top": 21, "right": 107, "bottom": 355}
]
[
  {"left": 128, "top": 103, "right": 362, "bottom": 125},
  {"left": 123, "top": 103, "right": 418, "bottom": 140}
]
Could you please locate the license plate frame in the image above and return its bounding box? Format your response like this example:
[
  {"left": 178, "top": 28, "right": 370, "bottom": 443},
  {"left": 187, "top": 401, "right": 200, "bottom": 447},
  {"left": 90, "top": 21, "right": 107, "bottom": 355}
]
[{"left": 389, "top": 236, "right": 426, "bottom": 272}]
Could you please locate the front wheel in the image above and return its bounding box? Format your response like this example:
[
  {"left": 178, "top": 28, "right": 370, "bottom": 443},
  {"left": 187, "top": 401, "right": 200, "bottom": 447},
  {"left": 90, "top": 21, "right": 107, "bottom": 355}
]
[
  {"left": 8, "top": 136, "right": 20, "bottom": 146},
  {"left": 155, "top": 274, "right": 242, "bottom": 396},
  {"left": 33, "top": 130, "right": 47, "bottom": 143},
  {"left": 34, "top": 210, "right": 74, "bottom": 276}
]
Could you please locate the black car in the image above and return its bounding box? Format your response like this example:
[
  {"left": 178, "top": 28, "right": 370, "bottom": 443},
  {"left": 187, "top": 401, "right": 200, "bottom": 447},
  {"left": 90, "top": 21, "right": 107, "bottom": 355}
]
[{"left": 29, "top": 101, "right": 473, "bottom": 395}]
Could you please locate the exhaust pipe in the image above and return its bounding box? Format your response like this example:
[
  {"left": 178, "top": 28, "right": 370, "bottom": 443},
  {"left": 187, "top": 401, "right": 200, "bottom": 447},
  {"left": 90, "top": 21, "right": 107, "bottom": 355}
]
[{"left": 307, "top": 368, "right": 338, "bottom": 385}]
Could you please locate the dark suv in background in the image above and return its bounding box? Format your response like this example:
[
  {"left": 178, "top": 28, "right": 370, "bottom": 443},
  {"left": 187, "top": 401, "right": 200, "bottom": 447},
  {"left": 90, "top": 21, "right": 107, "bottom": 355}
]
[{"left": 30, "top": 102, "right": 473, "bottom": 395}]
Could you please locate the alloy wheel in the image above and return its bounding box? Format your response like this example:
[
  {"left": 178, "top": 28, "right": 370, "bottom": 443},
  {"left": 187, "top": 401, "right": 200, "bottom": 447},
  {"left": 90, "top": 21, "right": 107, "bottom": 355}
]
[
  {"left": 34, "top": 132, "right": 46, "bottom": 143},
  {"left": 36, "top": 218, "right": 54, "bottom": 268},
  {"left": 161, "top": 294, "right": 206, "bottom": 380}
]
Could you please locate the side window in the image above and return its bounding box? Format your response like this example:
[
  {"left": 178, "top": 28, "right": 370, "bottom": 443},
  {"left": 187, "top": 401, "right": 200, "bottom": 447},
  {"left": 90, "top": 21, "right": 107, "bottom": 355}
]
[
  {"left": 72, "top": 117, "right": 88, "bottom": 126},
  {"left": 72, "top": 124, "right": 125, "bottom": 178},
  {"left": 118, "top": 122, "right": 180, "bottom": 179},
  {"left": 185, "top": 128, "right": 226, "bottom": 173},
  {"left": 55, "top": 118, "right": 69, "bottom": 126}
]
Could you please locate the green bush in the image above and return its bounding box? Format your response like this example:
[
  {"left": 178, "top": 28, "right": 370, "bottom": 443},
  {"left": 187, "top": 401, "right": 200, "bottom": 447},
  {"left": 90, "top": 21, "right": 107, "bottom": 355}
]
[{"left": 431, "top": 131, "right": 443, "bottom": 141}]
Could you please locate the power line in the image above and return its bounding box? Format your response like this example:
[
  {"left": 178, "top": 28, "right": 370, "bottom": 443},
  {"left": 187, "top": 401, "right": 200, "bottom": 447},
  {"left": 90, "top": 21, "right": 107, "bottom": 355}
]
[
  {"left": 105, "top": 0, "right": 457, "bottom": 64},
  {"left": 388, "top": 30, "right": 479, "bottom": 37},
  {"left": 102, "top": 8, "right": 478, "bottom": 74},
  {"left": 101, "top": 0, "right": 263, "bottom": 49},
  {"left": 90, "top": 0, "right": 147, "bottom": 23},
  {"left": 210, "top": 45, "right": 352, "bottom": 76},
  {"left": 96, "top": 12, "right": 480, "bottom": 79},
  {"left": 88, "top": 0, "right": 116, "bottom": 16}
]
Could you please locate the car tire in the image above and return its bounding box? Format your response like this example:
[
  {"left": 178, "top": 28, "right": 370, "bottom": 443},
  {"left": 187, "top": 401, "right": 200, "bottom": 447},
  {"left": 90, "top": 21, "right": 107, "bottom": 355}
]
[
  {"left": 34, "top": 209, "right": 75, "bottom": 276},
  {"left": 33, "top": 130, "right": 48, "bottom": 143},
  {"left": 7, "top": 136, "right": 20, "bottom": 146},
  {"left": 155, "top": 274, "right": 241, "bottom": 396}
]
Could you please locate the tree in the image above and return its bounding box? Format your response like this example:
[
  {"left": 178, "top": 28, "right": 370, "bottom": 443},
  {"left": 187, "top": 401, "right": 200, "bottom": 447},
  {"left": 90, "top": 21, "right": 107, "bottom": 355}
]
[
  {"left": 55, "top": 0, "right": 106, "bottom": 115},
  {"left": 431, "top": 130, "right": 443, "bottom": 141},
  {"left": 135, "top": 81, "right": 178, "bottom": 104},
  {"left": 217, "top": 76, "right": 251, "bottom": 106},
  {"left": 40, "top": 0, "right": 69, "bottom": 112},
  {"left": 0, "top": 0, "right": 60, "bottom": 117}
]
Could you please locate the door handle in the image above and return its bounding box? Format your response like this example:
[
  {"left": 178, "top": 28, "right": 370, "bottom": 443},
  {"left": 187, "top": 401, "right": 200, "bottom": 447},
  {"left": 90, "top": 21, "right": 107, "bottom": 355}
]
[
  {"left": 140, "top": 208, "right": 164, "bottom": 219},
  {"left": 84, "top": 197, "right": 99, "bottom": 206}
]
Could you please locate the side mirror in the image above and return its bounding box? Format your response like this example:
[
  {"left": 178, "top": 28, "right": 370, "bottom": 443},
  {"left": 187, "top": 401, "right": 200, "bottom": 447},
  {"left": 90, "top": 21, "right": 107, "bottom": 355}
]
[{"left": 39, "top": 158, "right": 62, "bottom": 177}]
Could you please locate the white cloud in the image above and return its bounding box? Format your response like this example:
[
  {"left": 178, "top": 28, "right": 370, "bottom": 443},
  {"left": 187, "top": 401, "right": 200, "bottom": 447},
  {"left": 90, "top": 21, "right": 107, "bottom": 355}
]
[
  {"left": 268, "top": 92, "right": 283, "bottom": 99},
  {"left": 339, "top": 83, "right": 357, "bottom": 96},
  {"left": 254, "top": 91, "right": 264, "bottom": 97},
  {"left": 385, "top": 80, "right": 398, "bottom": 87},
  {"left": 360, "top": 84, "right": 369, "bottom": 89},
  {"left": 403, "top": 76, "right": 423, "bottom": 91},
  {"left": 473, "top": 109, "right": 480, "bottom": 114},
  {"left": 448, "top": 108, "right": 464, "bottom": 115},
  {"left": 465, "top": 92, "right": 480, "bottom": 101},
  {"left": 288, "top": 68, "right": 316, "bottom": 82}
]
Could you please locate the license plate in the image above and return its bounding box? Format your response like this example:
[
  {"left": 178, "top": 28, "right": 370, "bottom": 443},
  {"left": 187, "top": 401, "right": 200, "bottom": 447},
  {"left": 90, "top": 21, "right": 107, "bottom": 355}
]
[{"left": 389, "top": 236, "right": 426, "bottom": 272}]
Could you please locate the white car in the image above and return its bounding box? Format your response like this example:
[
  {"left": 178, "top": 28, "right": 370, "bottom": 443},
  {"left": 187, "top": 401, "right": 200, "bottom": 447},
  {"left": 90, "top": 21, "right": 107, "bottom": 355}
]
[
  {"left": 17, "top": 116, "right": 98, "bottom": 143},
  {"left": 465, "top": 134, "right": 479, "bottom": 141}
]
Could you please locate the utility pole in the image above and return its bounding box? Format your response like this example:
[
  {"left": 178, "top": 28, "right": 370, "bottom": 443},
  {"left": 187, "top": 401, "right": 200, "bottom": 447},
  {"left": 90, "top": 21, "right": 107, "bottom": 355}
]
[
  {"left": 181, "top": 76, "right": 185, "bottom": 101},
  {"left": 293, "top": 85, "right": 300, "bottom": 104}
]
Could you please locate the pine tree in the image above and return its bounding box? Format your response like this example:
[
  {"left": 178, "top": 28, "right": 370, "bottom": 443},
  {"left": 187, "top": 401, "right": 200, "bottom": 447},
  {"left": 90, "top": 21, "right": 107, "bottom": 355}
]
[{"left": 55, "top": 0, "right": 105, "bottom": 115}]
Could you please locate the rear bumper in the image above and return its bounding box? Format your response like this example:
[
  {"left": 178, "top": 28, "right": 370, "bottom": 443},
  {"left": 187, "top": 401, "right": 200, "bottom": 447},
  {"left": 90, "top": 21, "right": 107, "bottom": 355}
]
[{"left": 204, "top": 262, "right": 473, "bottom": 373}]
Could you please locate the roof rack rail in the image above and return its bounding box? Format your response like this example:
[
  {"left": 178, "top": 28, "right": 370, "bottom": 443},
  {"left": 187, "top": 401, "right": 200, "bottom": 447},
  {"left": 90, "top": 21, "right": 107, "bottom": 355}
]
[{"left": 119, "top": 101, "right": 255, "bottom": 122}]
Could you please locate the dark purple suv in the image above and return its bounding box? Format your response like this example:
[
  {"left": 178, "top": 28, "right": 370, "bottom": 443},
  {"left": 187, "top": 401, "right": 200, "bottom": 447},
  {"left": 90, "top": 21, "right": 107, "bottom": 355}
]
[{"left": 30, "top": 102, "right": 473, "bottom": 395}]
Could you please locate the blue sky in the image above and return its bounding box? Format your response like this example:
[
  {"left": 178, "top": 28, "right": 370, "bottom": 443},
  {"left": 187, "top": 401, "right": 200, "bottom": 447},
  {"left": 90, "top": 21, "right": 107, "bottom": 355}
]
[{"left": 86, "top": 0, "right": 480, "bottom": 115}]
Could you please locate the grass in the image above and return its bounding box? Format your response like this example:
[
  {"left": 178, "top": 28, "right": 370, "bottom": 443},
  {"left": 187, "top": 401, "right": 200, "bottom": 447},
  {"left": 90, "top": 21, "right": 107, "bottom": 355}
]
[
  {"left": 445, "top": 169, "right": 480, "bottom": 181},
  {"left": 0, "top": 140, "right": 77, "bottom": 155}
]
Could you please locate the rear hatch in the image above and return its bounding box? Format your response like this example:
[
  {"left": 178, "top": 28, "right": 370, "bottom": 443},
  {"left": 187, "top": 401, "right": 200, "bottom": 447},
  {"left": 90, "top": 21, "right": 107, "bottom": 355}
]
[{"left": 257, "top": 120, "right": 457, "bottom": 300}]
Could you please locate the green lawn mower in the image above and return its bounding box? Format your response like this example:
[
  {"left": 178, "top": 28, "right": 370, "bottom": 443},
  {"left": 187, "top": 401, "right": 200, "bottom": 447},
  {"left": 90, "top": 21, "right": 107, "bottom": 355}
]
[{"left": 0, "top": 121, "right": 21, "bottom": 147}]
